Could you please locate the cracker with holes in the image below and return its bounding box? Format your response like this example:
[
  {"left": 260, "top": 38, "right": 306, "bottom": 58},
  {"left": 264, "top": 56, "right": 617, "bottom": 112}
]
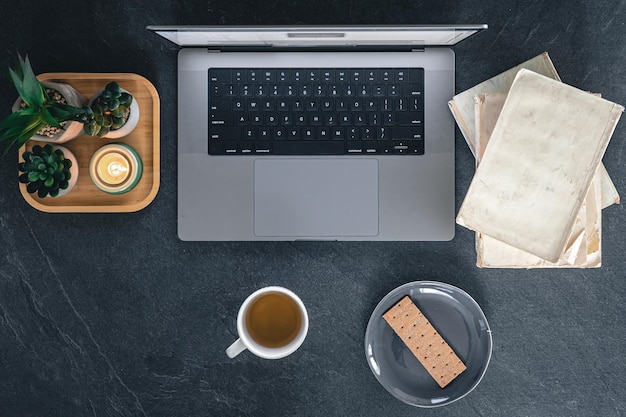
[{"left": 383, "top": 295, "right": 466, "bottom": 388}]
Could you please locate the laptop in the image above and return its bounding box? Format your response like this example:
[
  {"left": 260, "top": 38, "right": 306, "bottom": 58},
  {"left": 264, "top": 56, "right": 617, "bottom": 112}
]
[{"left": 147, "top": 25, "right": 487, "bottom": 241}]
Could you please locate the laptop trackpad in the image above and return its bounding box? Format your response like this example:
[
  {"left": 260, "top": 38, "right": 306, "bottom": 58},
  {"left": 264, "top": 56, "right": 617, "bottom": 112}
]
[{"left": 254, "top": 159, "right": 379, "bottom": 238}]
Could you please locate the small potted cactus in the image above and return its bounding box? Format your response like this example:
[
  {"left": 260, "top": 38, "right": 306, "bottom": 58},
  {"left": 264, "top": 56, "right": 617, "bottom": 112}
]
[
  {"left": 0, "top": 55, "right": 92, "bottom": 155},
  {"left": 84, "top": 81, "right": 139, "bottom": 138},
  {"left": 18, "top": 144, "right": 78, "bottom": 198}
]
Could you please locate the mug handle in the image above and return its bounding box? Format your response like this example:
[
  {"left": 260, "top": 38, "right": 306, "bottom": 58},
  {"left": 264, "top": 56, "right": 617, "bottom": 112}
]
[{"left": 226, "top": 338, "right": 247, "bottom": 358}]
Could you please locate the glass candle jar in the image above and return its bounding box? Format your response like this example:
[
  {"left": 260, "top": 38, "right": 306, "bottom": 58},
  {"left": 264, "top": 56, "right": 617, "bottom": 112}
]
[{"left": 89, "top": 143, "right": 143, "bottom": 194}]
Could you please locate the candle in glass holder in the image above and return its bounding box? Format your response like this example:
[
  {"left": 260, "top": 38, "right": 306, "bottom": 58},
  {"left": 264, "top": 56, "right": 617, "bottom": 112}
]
[{"left": 89, "top": 143, "right": 143, "bottom": 194}]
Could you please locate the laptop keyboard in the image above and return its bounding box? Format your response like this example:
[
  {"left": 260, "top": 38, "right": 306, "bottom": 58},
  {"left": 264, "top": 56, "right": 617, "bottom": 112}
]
[{"left": 208, "top": 68, "right": 424, "bottom": 155}]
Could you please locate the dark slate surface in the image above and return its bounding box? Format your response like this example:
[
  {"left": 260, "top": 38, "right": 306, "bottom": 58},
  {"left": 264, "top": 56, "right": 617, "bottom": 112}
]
[{"left": 0, "top": 1, "right": 625, "bottom": 416}]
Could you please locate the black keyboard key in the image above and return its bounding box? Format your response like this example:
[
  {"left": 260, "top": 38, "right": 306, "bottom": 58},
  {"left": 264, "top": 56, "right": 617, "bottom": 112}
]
[
  {"left": 347, "top": 127, "right": 360, "bottom": 140},
  {"left": 251, "top": 114, "right": 263, "bottom": 125},
  {"left": 358, "top": 84, "right": 370, "bottom": 97},
  {"left": 243, "top": 128, "right": 255, "bottom": 139},
  {"left": 261, "top": 69, "right": 275, "bottom": 82},
  {"left": 394, "top": 69, "right": 407, "bottom": 82},
  {"left": 262, "top": 98, "right": 275, "bottom": 111},
  {"left": 317, "top": 127, "right": 331, "bottom": 140},
  {"left": 350, "top": 69, "right": 363, "bottom": 82},
  {"left": 248, "top": 98, "right": 261, "bottom": 111},
  {"left": 388, "top": 84, "right": 400, "bottom": 96},
  {"left": 259, "top": 128, "right": 271, "bottom": 139},
  {"left": 266, "top": 113, "right": 278, "bottom": 125},
  {"left": 235, "top": 114, "right": 248, "bottom": 125},
  {"left": 382, "top": 112, "right": 395, "bottom": 124},
  {"left": 331, "top": 127, "right": 344, "bottom": 140},
  {"left": 255, "top": 141, "right": 271, "bottom": 153},
  {"left": 209, "top": 98, "right": 231, "bottom": 112},
  {"left": 273, "top": 141, "right": 344, "bottom": 155},
  {"left": 364, "top": 141, "right": 378, "bottom": 154},
  {"left": 392, "top": 140, "right": 424, "bottom": 155},
  {"left": 310, "top": 113, "right": 322, "bottom": 126},
  {"left": 210, "top": 83, "right": 225, "bottom": 97},
  {"left": 397, "top": 113, "right": 423, "bottom": 126},
  {"left": 303, "top": 128, "right": 315, "bottom": 140},
  {"left": 408, "top": 68, "right": 424, "bottom": 83},
  {"left": 248, "top": 70, "right": 260, "bottom": 82},
  {"left": 233, "top": 70, "right": 246, "bottom": 82},
  {"left": 362, "top": 127, "right": 374, "bottom": 140},
  {"left": 277, "top": 70, "right": 290, "bottom": 82},
  {"left": 295, "top": 114, "right": 307, "bottom": 125},
  {"left": 335, "top": 69, "right": 349, "bottom": 82},
  {"left": 376, "top": 126, "right": 389, "bottom": 140},
  {"left": 292, "top": 70, "right": 304, "bottom": 82},
  {"left": 391, "top": 127, "right": 423, "bottom": 140},
  {"left": 241, "top": 141, "right": 253, "bottom": 154},
  {"left": 403, "top": 83, "right": 423, "bottom": 97},
  {"left": 210, "top": 69, "right": 231, "bottom": 83},
  {"left": 224, "top": 141, "right": 238, "bottom": 154},
  {"left": 365, "top": 70, "right": 378, "bottom": 82},
  {"left": 321, "top": 99, "right": 334, "bottom": 111},
  {"left": 273, "top": 128, "right": 287, "bottom": 140},
  {"left": 288, "top": 127, "right": 301, "bottom": 140},
  {"left": 306, "top": 69, "right": 319, "bottom": 82},
  {"left": 347, "top": 141, "right": 364, "bottom": 154},
  {"left": 210, "top": 126, "right": 241, "bottom": 140},
  {"left": 211, "top": 113, "right": 234, "bottom": 126}
]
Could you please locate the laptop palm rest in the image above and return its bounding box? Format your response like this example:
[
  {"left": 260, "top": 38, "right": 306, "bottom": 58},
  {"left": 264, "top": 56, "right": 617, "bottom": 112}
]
[{"left": 254, "top": 159, "right": 379, "bottom": 237}]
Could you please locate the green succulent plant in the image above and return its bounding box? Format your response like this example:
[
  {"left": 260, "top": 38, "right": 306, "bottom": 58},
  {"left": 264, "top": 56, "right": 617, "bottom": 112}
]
[
  {"left": 0, "top": 54, "right": 92, "bottom": 156},
  {"left": 84, "top": 81, "right": 133, "bottom": 137},
  {"left": 18, "top": 144, "right": 74, "bottom": 198}
]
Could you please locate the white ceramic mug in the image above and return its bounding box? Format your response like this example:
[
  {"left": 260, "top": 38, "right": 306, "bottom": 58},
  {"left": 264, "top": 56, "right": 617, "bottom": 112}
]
[{"left": 226, "top": 286, "right": 308, "bottom": 359}]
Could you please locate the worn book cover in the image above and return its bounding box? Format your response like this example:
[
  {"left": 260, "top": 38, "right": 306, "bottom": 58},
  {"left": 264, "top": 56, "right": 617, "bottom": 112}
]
[
  {"left": 474, "top": 93, "right": 602, "bottom": 268},
  {"left": 457, "top": 69, "right": 623, "bottom": 263},
  {"left": 474, "top": 92, "right": 619, "bottom": 210},
  {"left": 448, "top": 52, "right": 560, "bottom": 157}
]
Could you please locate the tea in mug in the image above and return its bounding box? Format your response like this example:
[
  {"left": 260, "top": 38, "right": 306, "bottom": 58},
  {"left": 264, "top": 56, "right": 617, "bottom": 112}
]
[{"left": 245, "top": 292, "right": 302, "bottom": 348}]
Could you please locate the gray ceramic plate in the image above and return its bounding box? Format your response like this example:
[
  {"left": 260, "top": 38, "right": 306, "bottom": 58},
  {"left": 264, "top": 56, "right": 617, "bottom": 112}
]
[{"left": 365, "top": 281, "right": 492, "bottom": 407}]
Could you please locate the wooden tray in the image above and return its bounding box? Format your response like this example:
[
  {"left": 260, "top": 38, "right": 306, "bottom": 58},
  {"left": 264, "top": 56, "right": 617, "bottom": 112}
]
[{"left": 19, "top": 73, "right": 160, "bottom": 212}]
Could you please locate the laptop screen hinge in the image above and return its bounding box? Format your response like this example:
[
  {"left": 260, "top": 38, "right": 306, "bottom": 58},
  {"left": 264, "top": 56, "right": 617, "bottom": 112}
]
[{"left": 206, "top": 45, "right": 420, "bottom": 52}]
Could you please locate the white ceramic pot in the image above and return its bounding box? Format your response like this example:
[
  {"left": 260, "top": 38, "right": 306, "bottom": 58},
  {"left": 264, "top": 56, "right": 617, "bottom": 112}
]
[
  {"left": 88, "top": 87, "right": 140, "bottom": 139},
  {"left": 11, "top": 81, "right": 88, "bottom": 144},
  {"left": 53, "top": 146, "right": 79, "bottom": 197},
  {"left": 19, "top": 145, "right": 79, "bottom": 198}
]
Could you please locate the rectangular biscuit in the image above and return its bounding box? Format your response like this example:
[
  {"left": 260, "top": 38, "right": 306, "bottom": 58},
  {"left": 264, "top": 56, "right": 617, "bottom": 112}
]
[{"left": 383, "top": 296, "right": 466, "bottom": 388}]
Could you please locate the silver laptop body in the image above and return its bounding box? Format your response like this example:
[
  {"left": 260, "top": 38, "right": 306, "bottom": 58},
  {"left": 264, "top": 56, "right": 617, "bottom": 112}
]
[{"left": 147, "top": 25, "right": 487, "bottom": 241}]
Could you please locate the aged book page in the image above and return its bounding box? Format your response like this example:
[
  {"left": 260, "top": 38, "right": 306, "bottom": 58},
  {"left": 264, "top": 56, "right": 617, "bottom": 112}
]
[
  {"left": 457, "top": 69, "right": 623, "bottom": 263},
  {"left": 448, "top": 52, "right": 560, "bottom": 157},
  {"left": 475, "top": 174, "right": 601, "bottom": 268},
  {"left": 474, "top": 93, "right": 601, "bottom": 268}
]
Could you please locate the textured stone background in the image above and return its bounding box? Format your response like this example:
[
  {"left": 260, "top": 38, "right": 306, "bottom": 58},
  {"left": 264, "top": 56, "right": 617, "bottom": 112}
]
[{"left": 0, "top": 1, "right": 624, "bottom": 416}]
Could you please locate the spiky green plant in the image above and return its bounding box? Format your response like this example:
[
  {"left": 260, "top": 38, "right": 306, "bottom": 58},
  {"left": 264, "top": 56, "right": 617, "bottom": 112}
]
[
  {"left": 83, "top": 81, "right": 133, "bottom": 137},
  {"left": 0, "top": 55, "right": 92, "bottom": 156},
  {"left": 18, "top": 144, "right": 73, "bottom": 198}
]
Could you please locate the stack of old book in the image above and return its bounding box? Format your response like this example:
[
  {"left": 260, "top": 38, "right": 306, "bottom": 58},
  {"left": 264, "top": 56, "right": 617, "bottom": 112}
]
[{"left": 449, "top": 53, "right": 623, "bottom": 268}]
